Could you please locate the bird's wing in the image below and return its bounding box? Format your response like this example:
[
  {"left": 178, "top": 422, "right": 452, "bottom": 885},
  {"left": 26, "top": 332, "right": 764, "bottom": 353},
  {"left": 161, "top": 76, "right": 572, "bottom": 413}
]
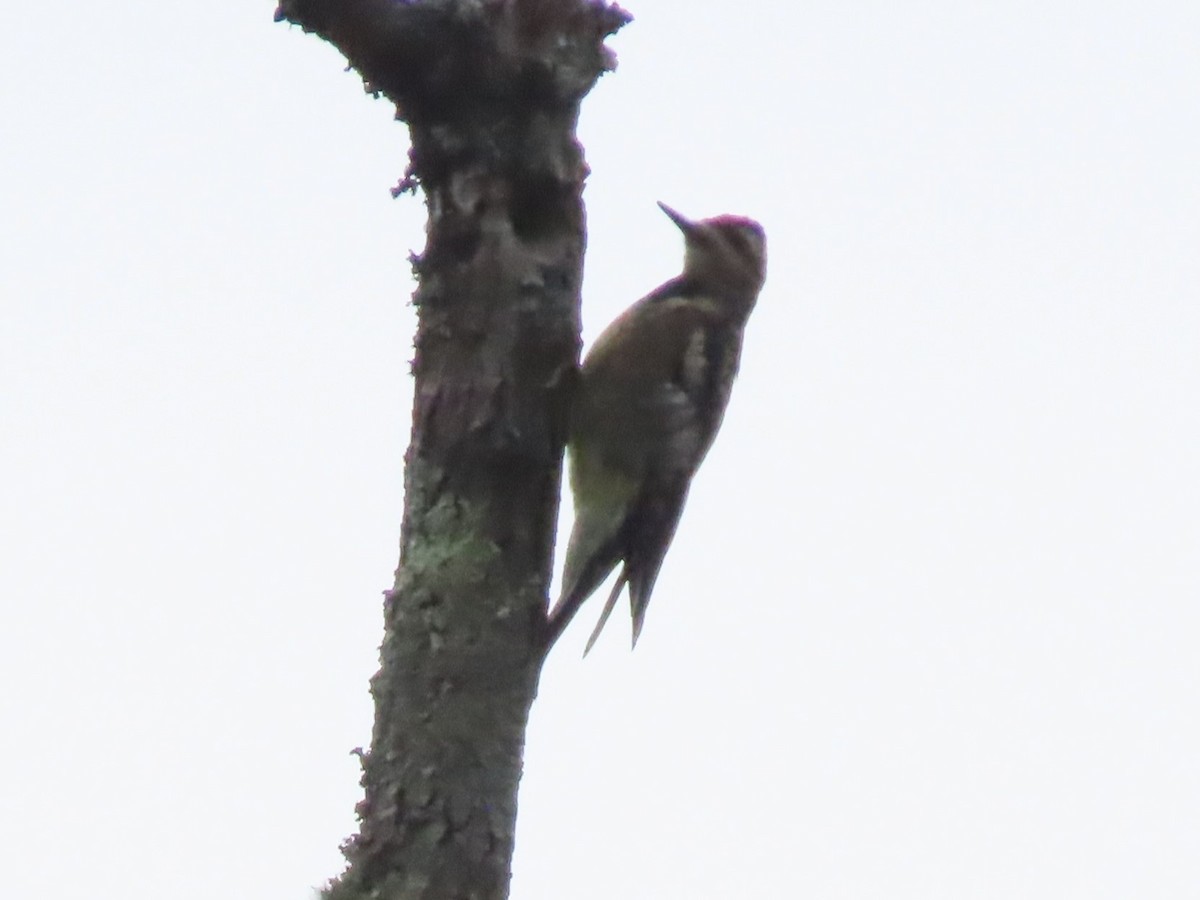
[{"left": 581, "top": 294, "right": 731, "bottom": 476}]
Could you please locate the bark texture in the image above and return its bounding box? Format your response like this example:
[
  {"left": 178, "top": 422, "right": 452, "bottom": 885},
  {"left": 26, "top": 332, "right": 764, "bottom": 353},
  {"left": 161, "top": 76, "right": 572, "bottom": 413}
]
[{"left": 275, "top": 0, "right": 629, "bottom": 897}]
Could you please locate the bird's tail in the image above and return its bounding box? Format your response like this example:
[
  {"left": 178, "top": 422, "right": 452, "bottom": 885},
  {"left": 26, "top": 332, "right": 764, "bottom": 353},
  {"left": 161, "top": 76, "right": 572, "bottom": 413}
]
[{"left": 582, "top": 570, "right": 629, "bottom": 656}]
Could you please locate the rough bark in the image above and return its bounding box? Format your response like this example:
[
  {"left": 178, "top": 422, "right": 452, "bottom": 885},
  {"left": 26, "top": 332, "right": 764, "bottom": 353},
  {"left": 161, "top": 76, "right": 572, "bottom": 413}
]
[{"left": 274, "top": 0, "right": 629, "bottom": 897}]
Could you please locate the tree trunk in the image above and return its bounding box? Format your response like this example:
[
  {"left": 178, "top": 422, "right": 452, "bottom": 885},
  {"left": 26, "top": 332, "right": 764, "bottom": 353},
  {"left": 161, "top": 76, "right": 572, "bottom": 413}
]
[{"left": 274, "top": 0, "right": 629, "bottom": 896}]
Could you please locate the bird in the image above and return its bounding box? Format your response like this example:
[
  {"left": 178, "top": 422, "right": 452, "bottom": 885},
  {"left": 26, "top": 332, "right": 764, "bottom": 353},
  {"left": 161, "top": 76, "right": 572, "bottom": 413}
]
[{"left": 543, "top": 201, "right": 767, "bottom": 654}]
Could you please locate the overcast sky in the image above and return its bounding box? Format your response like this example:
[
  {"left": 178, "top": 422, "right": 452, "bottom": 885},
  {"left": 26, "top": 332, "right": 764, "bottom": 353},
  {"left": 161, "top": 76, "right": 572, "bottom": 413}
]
[{"left": 3, "top": 3, "right": 1198, "bottom": 898}]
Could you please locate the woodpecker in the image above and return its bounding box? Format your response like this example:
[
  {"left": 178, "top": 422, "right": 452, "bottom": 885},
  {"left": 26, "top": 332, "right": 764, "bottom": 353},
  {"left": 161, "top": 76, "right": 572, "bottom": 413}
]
[{"left": 544, "top": 202, "right": 767, "bottom": 654}]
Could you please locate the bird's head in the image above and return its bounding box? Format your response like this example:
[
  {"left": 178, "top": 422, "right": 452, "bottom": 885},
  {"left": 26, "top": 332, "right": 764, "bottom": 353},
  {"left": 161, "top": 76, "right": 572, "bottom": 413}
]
[{"left": 659, "top": 201, "right": 767, "bottom": 301}]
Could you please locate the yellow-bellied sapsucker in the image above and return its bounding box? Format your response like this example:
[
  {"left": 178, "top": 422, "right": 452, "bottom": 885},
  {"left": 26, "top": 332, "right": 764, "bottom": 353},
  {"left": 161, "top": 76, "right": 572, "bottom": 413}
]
[{"left": 544, "top": 202, "right": 767, "bottom": 654}]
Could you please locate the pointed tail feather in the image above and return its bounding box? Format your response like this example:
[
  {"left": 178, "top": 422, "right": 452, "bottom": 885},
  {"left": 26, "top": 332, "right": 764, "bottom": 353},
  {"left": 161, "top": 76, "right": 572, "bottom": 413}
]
[
  {"left": 625, "top": 542, "right": 671, "bottom": 651},
  {"left": 630, "top": 603, "right": 648, "bottom": 649},
  {"left": 545, "top": 544, "right": 621, "bottom": 652},
  {"left": 582, "top": 570, "right": 629, "bottom": 656}
]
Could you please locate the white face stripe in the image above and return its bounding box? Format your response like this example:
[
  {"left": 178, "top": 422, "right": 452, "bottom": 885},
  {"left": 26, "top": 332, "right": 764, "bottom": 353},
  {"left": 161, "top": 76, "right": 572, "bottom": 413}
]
[{"left": 681, "top": 327, "right": 708, "bottom": 395}]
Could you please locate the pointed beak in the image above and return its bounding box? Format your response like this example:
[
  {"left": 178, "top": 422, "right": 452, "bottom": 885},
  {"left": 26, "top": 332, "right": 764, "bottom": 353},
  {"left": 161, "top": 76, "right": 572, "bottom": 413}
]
[{"left": 657, "top": 201, "right": 697, "bottom": 235}]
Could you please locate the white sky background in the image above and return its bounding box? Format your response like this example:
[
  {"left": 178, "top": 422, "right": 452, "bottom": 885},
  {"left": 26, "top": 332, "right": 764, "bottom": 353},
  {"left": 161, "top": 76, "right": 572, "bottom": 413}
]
[{"left": 2, "top": 2, "right": 1197, "bottom": 898}]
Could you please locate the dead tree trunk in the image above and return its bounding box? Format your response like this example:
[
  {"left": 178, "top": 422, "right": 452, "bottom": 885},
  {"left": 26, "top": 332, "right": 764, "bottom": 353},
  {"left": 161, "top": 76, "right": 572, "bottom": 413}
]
[{"left": 274, "top": 0, "right": 629, "bottom": 897}]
